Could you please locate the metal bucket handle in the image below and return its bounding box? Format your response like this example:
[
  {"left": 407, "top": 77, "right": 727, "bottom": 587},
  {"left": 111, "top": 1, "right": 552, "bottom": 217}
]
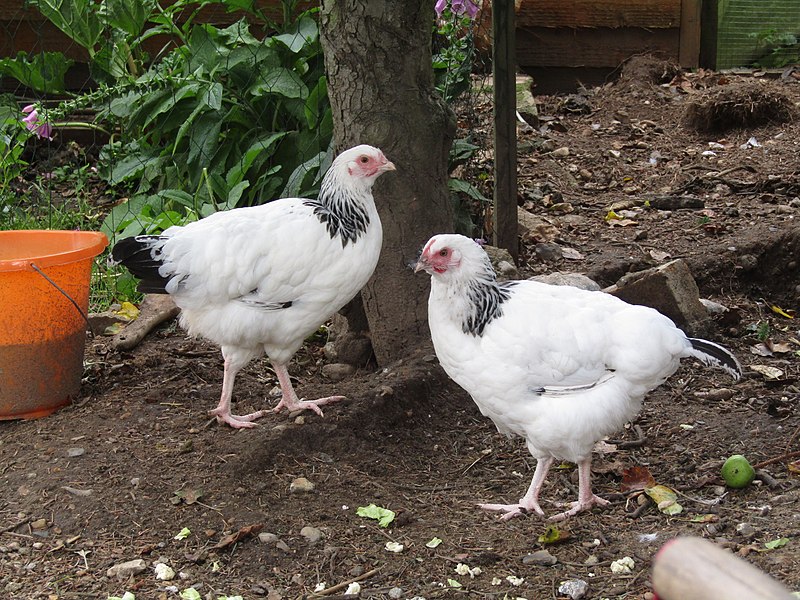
[{"left": 30, "top": 262, "right": 94, "bottom": 335}]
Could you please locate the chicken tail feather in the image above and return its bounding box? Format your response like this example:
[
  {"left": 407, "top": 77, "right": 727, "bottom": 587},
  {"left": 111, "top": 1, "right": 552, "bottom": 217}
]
[
  {"left": 687, "top": 338, "right": 742, "bottom": 380},
  {"left": 111, "top": 235, "right": 172, "bottom": 294}
]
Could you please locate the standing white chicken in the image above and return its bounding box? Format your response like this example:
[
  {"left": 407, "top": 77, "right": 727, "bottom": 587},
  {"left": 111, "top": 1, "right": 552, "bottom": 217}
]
[
  {"left": 112, "top": 145, "right": 394, "bottom": 428},
  {"left": 416, "top": 234, "right": 741, "bottom": 521}
]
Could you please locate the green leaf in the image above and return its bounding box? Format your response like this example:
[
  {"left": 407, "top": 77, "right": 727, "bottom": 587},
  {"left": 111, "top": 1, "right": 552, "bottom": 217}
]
[
  {"left": 765, "top": 538, "right": 790, "bottom": 550},
  {"left": 202, "top": 82, "right": 223, "bottom": 110},
  {"left": 304, "top": 75, "right": 327, "bottom": 129},
  {"left": 250, "top": 67, "right": 308, "bottom": 99},
  {"left": 273, "top": 14, "right": 319, "bottom": 53},
  {"left": 188, "top": 111, "right": 223, "bottom": 167},
  {"left": 174, "top": 527, "right": 191, "bottom": 540},
  {"left": 28, "top": 0, "right": 103, "bottom": 53},
  {"left": 425, "top": 537, "right": 443, "bottom": 548},
  {"left": 226, "top": 132, "right": 288, "bottom": 187},
  {"left": 356, "top": 504, "right": 396, "bottom": 528},
  {"left": 0, "top": 51, "right": 73, "bottom": 94},
  {"left": 106, "top": 0, "right": 156, "bottom": 37},
  {"left": 447, "top": 579, "right": 462, "bottom": 588},
  {"left": 281, "top": 151, "right": 324, "bottom": 198},
  {"left": 537, "top": 525, "right": 569, "bottom": 545},
  {"left": 179, "top": 588, "right": 201, "bottom": 600},
  {"left": 449, "top": 178, "right": 490, "bottom": 203},
  {"left": 221, "top": 180, "right": 250, "bottom": 210}
]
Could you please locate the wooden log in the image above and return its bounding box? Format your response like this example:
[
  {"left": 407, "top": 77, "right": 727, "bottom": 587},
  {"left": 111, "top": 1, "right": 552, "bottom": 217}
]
[{"left": 652, "top": 537, "right": 795, "bottom": 600}]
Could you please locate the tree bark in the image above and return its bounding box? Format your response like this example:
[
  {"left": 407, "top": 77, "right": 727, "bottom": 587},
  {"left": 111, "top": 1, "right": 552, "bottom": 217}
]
[{"left": 320, "top": 0, "right": 455, "bottom": 366}]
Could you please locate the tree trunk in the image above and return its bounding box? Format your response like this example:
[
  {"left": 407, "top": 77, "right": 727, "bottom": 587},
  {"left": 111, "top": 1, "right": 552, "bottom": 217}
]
[{"left": 320, "top": 0, "right": 456, "bottom": 366}]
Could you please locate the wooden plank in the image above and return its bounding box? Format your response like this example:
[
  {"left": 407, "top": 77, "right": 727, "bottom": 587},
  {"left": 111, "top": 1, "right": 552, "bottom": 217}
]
[
  {"left": 516, "top": 27, "right": 680, "bottom": 68},
  {"left": 492, "top": 0, "right": 518, "bottom": 259},
  {"left": 679, "top": 0, "right": 701, "bottom": 67},
  {"left": 477, "top": 0, "right": 681, "bottom": 35}
]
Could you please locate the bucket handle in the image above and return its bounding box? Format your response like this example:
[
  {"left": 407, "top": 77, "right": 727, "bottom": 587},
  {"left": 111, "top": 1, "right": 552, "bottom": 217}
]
[{"left": 30, "top": 262, "right": 94, "bottom": 335}]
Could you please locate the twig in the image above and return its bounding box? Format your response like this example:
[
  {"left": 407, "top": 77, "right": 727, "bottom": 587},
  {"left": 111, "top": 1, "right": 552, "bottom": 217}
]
[
  {"left": 752, "top": 449, "right": 800, "bottom": 470},
  {"left": 0, "top": 517, "right": 31, "bottom": 535},
  {"left": 312, "top": 567, "right": 381, "bottom": 596},
  {"left": 617, "top": 425, "right": 647, "bottom": 450}
]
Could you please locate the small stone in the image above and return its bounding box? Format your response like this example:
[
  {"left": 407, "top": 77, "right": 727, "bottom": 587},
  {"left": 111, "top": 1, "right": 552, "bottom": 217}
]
[
  {"left": 66, "top": 448, "right": 85, "bottom": 458},
  {"left": 321, "top": 363, "right": 355, "bottom": 381},
  {"left": 290, "top": 477, "right": 315, "bottom": 493},
  {"left": 558, "top": 579, "right": 589, "bottom": 599},
  {"left": 584, "top": 555, "right": 599, "bottom": 566},
  {"left": 30, "top": 519, "right": 47, "bottom": 530},
  {"left": 522, "top": 549, "right": 557, "bottom": 566},
  {"left": 735, "top": 522, "right": 757, "bottom": 539},
  {"left": 300, "top": 526, "right": 323, "bottom": 544},
  {"left": 388, "top": 587, "right": 404, "bottom": 599},
  {"left": 550, "top": 146, "right": 570, "bottom": 157},
  {"left": 107, "top": 558, "right": 148, "bottom": 579},
  {"left": 258, "top": 532, "right": 280, "bottom": 545}
]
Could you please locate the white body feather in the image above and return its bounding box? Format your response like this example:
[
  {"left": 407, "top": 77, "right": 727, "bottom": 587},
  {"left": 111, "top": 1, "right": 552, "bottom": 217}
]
[
  {"left": 154, "top": 197, "right": 382, "bottom": 365},
  {"left": 428, "top": 278, "right": 697, "bottom": 463}
]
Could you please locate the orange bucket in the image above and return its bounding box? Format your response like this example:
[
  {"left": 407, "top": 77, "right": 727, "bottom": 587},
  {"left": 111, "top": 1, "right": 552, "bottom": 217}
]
[{"left": 0, "top": 230, "right": 108, "bottom": 419}]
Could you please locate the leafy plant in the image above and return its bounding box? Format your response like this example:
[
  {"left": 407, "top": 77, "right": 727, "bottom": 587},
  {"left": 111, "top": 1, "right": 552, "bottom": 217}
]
[
  {"left": 433, "top": 7, "right": 476, "bottom": 104},
  {"left": 749, "top": 29, "right": 800, "bottom": 69}
]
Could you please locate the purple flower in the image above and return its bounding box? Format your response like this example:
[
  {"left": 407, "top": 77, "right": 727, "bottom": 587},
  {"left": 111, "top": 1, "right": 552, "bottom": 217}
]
[
  {"left": 21, "top": 103, "right": 53, "bottom": 140},
  {"left": 435, "top": 0, "right": 480, "bottom": 18}
]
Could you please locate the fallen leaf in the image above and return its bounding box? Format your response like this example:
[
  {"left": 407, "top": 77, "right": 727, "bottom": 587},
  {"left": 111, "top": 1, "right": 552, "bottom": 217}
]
[
  {"left": 356, "top": 504, "right": 396, "bottom": 528},
  {"left": 770, "top": 305, "right": 795, "bottom": 319},
  {"left": 645, "top": 484, "right": 683, "bottom": 516},
  {"left": 690, "top": 514, "right": 719, "bottom": 523},
  {"left": 448, "top": 579, "right": 463, "bottom": 588},
  {"left": 764, "top": 538, "right": 789, "bottom": 550},
  {"left": 172, "top": 488, "right": 204, "bottom": 505},
  {"left": 621, "top": 466, "right": 656, "bottom": 492},
  {"left": 426, "top": 537, "right": 443, "bottom": 548},
  {"left": 537, "top": 525, "right": 570, "bottom": 545},
  {"left": 649, "top": 249, "right": 671, "bottom": 262},
  {"left": 115, "top": 301, "right": 140, "bottom": 321},
  {"left": 174, "top": 527, "right": 191, "bottom": 540},
  {"left": 749, "top": 364, "right": 785, "bottom": 380},
  {"left": 608, "top": 218, "right": 638, "bottom": 227},
  {"left": 212, "top": 523, "right": 263, "bottom": 550},
  {"left": 787, "top": 460, "right": 800, "bottom": 474},
  {"left": 561, "top": 247, "right": 584, "bottom": 260},
  {"left": 750, "top": 343, "right": 773, "bottom": 357}
]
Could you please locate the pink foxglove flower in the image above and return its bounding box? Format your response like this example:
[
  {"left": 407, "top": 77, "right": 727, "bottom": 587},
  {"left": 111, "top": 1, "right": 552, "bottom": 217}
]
[
  {"left": 21, "top": 104, "right": 54, "bottom": 140},
  {"left": 435, "top": 0, "right": 480, "bottom": 18}
]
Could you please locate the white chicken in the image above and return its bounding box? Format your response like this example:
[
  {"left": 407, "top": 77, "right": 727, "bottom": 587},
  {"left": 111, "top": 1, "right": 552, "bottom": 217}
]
[
  {"left": 416, "top": 234, "right": 741, "bottom": 521},
  {"left": 112, "top": 145, "right": 394, "bottom": 428}
]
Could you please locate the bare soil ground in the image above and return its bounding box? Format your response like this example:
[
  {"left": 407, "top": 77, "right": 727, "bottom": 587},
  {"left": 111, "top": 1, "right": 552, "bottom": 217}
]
[{"left": 2, "top": 58, "right": 800, "bottom": 600}]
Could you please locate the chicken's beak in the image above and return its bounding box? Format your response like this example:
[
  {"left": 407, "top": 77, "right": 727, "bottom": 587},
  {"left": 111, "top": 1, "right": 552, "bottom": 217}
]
[
  {"left": 380, "top": 160, "right": 396, "bottom": 173},
  {"left": 413, "top": 255, "right": 428, "bottom": 274}
]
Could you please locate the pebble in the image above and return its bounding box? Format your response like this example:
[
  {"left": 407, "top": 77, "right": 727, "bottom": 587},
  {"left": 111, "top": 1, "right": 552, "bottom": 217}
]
[
  {"left": 558, "top": 579, "right": 589, "bottom": 599},
  {"left": 289, "top": 477, "right": 315, "bottom": 493},
  {"left": 388, "top": 587, "right": 404, "bottom": 599},
  {"left": 107, "top": 558, "right": 148, "bottom": 579},
  {"left": 550, "top": 146, "right": 570, "bottom": 158},
  {"left": 30, "top": 518, "right": 47, "bottom": 530},
  {"left": 522, "top": 549, "right": 557, "bottom": 566},
  {"left": 66, "top": 447, "right": 85, "bottom": 458},
  {"left": 300, "top": 526, "right": 323, "bottom": 544},
  {"left": 735, "top": 522, "right": 757, "bottom": 539}
]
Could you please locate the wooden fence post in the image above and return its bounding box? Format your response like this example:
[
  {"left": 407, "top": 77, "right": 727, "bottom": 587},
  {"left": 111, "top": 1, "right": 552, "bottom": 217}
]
[{"left": 492, "top": 0, "right": 518, "bottom": 260}]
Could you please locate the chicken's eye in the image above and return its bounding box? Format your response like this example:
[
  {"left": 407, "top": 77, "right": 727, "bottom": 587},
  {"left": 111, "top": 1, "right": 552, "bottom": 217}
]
[
  {"left": 359, "top": 155, "right": 369, "bottom": 164},
  {"left": 439, "top": 248, "right": 448, "bottom": 257}
]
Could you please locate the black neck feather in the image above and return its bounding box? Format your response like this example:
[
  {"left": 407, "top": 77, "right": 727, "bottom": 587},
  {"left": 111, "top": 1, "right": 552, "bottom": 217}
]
[
  {"left": 463, "top": 279, "right": 517, "bottom": 336},
  {"left": 304, "top": 181, "right": 370, "bottom": 247}
]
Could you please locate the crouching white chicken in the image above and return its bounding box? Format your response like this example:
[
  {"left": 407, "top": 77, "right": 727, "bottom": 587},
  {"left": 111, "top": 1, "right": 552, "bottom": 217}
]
[
  {"left": 415, "top": 234, "right": 741, "bottom": 521},
  {"left": 112, "top": 145, "right": 394, "bottom": 428}
]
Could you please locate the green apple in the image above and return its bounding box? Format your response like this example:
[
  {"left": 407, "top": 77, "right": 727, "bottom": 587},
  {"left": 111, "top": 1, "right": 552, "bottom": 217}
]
[{"left": 721, "top": 454, "right": 755, "bottom": 488}]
